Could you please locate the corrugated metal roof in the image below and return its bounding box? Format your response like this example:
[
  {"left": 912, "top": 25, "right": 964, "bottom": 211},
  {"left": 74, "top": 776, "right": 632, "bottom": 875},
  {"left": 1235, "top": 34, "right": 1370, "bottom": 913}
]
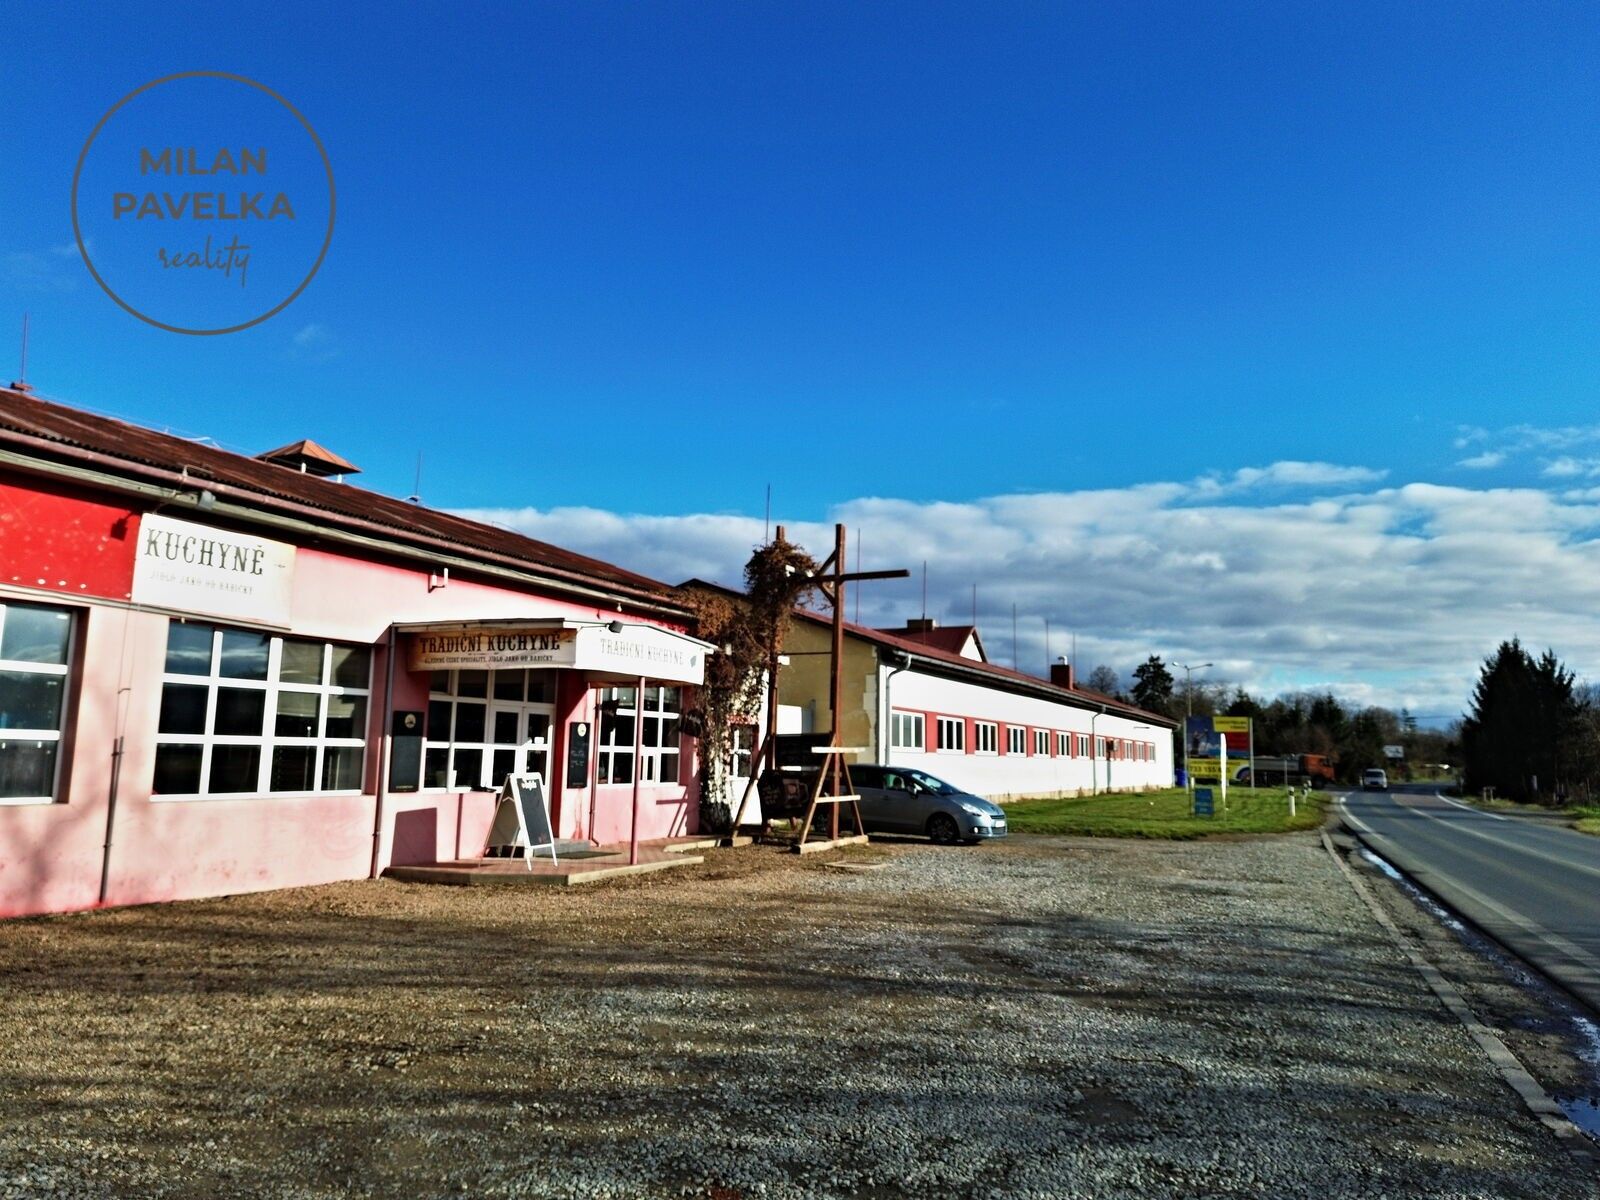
[
  {"left": 875, "top": 623, "right": 985, "bottom": 660},
  {"left": 680, "top": 578, "right": 1175, "bottom": 726},
  {"left": 0, "top": 387, "right": 679, "bottom": 605}
]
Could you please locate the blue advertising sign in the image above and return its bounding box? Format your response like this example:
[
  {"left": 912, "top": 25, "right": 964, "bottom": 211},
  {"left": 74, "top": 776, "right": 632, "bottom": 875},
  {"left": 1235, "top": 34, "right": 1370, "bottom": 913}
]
[{"left": 1193, "top": 787, "right": 1215, "bottom": 817}]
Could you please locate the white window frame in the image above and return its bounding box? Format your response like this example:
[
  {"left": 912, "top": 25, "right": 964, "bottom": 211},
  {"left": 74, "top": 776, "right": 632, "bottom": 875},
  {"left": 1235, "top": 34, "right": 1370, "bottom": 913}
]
[
  {"left": 1076, "top": 733, "right": 1090, "bottom": 757},
  {"left": 1056, "top": 732, "right": 1069, "bottom": 756},
  {"left": 1007, "top": 725, "right": 1026, "bottom": 755},
  {"left": 730, "top": 723, "right": 756, "bottom": 779},
  {"left": 1034, "top": 728, "right": 1050, "bottom": 756},
  {"left": 891, "top": 710, "right": 925, "bottom": 751},
  {"left": 936, "top": 715, "right": 965, "bottom": 753},
  {"left": 0, "top": 599, "right": 76, "bottom": 806},
  {"left": 974, "top": 720, "right": 998, "bottom": 755},
  {"left": 153, "top": 624, "right": 370, "bottom": 800},
  {"left": 596, "top": 685, "right": 682, "bottom": 786},
  {"left": 423, "top": 667, "right": 556, "bottom": 791}
]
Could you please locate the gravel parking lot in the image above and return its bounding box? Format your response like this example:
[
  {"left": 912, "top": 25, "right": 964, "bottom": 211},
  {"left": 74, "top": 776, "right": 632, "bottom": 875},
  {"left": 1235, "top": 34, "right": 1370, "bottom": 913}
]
[{"left": 1, "top": 834, "right": 1593, "bottom": 1199}]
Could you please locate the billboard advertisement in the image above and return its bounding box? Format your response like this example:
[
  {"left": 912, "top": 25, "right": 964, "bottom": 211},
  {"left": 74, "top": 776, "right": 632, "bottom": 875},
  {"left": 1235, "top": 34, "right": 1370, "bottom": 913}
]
[{"left": 1185, "top": 715, "right": 1252, "bottom": 788}]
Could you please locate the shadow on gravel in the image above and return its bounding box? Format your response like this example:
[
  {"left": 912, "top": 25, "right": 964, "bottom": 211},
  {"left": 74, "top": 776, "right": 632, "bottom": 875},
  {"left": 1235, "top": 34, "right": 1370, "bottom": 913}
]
[{"left": 0, "top": 851, "right": 1590, "bottom": 1199}]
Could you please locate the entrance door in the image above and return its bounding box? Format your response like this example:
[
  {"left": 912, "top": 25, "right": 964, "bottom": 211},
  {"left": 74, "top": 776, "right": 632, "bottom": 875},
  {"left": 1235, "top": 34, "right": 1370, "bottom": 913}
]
[{"left": 488, "top": 702, "right": 554, "bottom": 791}]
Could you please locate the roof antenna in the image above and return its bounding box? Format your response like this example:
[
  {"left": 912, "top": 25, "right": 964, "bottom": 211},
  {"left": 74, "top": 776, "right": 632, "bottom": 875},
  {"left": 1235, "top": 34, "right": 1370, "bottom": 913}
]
[
  {"left": 407, "top": 452, "right": 423, "bottom": 504},
  {"left": 10, "top": 313, "right": 33, "bottom": 393},
  {"left": 921, "top": 560, "right": 927, "bottom": 620},
  {"left": 971, "top": 583, "right": 977, "bottom": 631}
]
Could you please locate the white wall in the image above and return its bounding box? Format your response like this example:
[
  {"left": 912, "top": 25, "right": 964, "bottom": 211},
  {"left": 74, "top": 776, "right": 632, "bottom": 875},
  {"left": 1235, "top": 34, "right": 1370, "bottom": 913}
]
[{"left": 877, "top": 663, "right": 1173, "bottom": 801}]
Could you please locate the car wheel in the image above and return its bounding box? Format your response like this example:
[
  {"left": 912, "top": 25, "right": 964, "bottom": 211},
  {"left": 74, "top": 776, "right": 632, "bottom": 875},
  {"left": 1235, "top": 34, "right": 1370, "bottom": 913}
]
[{"left": 927, "top": 813, "right": 960, "bottom": 845}]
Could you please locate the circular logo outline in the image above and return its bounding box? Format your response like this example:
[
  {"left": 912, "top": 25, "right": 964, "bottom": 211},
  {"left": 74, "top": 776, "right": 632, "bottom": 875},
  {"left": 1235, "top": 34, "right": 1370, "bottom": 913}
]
[{"left": 71, "top": 71, "right": 337, "bottom": 336}]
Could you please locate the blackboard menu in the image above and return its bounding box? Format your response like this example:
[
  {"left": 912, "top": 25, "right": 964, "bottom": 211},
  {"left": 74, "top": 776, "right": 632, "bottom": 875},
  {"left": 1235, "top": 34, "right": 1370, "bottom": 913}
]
[{"left": 566, "top": 720, "right": 592, "bottom": 788}]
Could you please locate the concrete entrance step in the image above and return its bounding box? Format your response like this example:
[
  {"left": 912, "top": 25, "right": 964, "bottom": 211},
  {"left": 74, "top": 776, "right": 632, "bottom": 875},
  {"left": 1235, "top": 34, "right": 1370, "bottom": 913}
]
[{"left": 482, "top": 839, "right": 600, "bottom": 860}]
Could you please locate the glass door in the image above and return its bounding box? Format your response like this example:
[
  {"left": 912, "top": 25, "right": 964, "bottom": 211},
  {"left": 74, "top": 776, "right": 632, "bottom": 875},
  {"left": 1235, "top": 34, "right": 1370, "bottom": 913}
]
[
  {"left": 523, "top": 708, "right": 552, "bottom": 787},
  {"left": 487, "top": 703, "right": 554, "bottom": 790},
  {"left": 489, "top": 705, "right": 523, "bottom": 790}
]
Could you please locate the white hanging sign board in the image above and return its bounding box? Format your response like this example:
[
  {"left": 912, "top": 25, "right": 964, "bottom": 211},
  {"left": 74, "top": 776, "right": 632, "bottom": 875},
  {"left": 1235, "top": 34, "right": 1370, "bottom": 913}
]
[
  {"left": 132, "top": 513, "right": 296, "bottom": 625},
  {"left": 484, "top": 774, "right": 558, "bottom": 869}
]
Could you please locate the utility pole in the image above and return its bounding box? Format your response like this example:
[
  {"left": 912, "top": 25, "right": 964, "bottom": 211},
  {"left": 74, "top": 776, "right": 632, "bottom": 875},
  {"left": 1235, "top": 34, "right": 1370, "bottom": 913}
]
[
  {"left": 1175, "top": 661, "right": 1212, "bottom": 718},
  {"left": 1174, "top": 661, "right": 1212, "bottom": 790}
]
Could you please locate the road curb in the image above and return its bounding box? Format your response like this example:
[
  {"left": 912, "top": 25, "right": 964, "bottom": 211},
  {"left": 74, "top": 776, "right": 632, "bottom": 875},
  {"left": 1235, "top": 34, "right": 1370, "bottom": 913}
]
[{"left": 1319, "top": 828, "right": 1599, "bottom": 1164}]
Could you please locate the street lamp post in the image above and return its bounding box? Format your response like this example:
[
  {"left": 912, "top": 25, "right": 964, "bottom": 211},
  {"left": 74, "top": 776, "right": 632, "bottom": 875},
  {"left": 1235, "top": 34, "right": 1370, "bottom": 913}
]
[
  {"left": 1174, "top": 661, "right": 1212, "bottom": 790},
  {"left": 1090, "top": 706, "right": 1104, "bottom": 795}
]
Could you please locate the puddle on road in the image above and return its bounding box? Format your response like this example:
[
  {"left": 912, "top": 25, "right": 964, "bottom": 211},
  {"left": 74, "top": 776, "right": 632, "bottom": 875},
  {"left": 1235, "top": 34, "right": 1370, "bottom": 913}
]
[
  {"left": 1357, "top": 846, "right": 1600, "bottom": 1143},
  {"left": 1358, "top": 849, "right": 1466, "bottom": 932}
]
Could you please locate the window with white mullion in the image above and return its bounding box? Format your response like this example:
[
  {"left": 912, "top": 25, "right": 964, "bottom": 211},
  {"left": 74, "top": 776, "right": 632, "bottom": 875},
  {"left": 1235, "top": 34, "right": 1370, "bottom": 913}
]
[
  {"left": 0, "top": 600, "right": 76, "bottom": 804},
  {"left": 975, "top": 721, "right": 998, "bottom": 755},
  {"left": 891, "top": 711, "right": 925, "bottom": 751},
  {"left": 422, "top": 668, "right": 491, "bottom": 791},
  {"left": 154, "top": 624, "right": 369, "bottom": 798},
  {"left": 593, "top": 685, "right": 681, "bottom": 786}
]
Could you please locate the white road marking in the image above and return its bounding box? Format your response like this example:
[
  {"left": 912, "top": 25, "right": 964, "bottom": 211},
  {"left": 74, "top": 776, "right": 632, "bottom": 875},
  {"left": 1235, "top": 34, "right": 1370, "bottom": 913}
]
[
  {"left": 1435, "top": 791, "right": 1509, "bottom": 821},
  {"left": 1338, "top": 798, "right": 1600, "bottom": 985},
  {"left": 1388, "top": 791, "right": 1600, "bottom": 883}
]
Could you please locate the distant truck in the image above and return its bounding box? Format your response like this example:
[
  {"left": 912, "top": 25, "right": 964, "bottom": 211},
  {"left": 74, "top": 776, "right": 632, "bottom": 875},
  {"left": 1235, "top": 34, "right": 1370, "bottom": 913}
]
[{"left": 1233, "top": 754, "right": 1336, "bottom": 789}]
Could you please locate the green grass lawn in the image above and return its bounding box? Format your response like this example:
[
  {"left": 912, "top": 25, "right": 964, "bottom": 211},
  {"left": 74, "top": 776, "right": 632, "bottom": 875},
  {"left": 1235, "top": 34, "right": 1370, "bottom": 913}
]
[
  {"left": 1573, "top": 808, "right": 1600, "bottom": 836},
  {"left": 1459, "top": 793, "right": 1600, "bottom": 836},
  {"left": 1003, "top": 785, "right": 1328, "bottom": 839}
]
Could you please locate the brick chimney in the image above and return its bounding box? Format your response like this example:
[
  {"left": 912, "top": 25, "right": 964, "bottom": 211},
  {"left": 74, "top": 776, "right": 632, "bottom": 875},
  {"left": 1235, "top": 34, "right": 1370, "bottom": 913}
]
[{"left": 1050, "top": 659, "right": 1076, "bottom": 689}]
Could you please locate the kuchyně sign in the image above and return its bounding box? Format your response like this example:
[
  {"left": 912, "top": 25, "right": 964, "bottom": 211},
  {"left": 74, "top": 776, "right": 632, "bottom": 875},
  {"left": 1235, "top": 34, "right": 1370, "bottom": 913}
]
[
  {"left": 132, "top": 512, "right": 297, "bottom": 624},
  {"left": 408, "top": 628, "right": 577, "bottom": 672}
]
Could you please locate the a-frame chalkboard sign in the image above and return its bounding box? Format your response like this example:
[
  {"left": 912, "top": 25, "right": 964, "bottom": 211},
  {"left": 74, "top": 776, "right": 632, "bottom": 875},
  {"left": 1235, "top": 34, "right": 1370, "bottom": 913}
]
[{"left": 484, "top": 774, "right": 558, "bottom": 869}]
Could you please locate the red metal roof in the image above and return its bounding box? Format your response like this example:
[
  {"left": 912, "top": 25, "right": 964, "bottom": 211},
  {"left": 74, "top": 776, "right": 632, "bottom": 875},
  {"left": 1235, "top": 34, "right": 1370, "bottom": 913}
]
[
  {"left": 841, "top": 615, "right": 1175, "bottom": 726},
  {"left": 0, "top": 387, "right": 681, "bottom": 609},
  {"left": 680, "top": 578, "right": 1174, "bottom": 726},
  {"left": 875, "top": 623, "right": 985, "bottom": 660},
  {"left": 256, "top": 438, "right": 361, "bottom": 476}
]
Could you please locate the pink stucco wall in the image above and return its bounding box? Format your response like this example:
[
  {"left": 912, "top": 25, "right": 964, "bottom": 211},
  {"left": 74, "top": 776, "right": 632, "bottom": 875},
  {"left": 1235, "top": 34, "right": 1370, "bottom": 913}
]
[{"left": 0, "top": 496, "right": 702, "bottom": 919}]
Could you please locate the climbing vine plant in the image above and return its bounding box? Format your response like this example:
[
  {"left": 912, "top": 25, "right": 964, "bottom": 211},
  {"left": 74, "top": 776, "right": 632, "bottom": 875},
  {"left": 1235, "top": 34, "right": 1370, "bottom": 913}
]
[{"left": 678, "top": 533, "right": 819, "bottom": 831}]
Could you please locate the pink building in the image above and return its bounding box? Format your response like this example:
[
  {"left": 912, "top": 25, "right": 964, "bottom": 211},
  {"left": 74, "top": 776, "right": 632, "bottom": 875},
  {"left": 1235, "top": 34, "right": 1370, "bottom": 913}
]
[{"left": 0, "top": 386, "right": 712, "bottom": 918}]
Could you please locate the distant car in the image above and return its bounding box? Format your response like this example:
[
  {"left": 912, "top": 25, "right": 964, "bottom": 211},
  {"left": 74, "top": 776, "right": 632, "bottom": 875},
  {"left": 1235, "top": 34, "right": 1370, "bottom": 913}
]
[
  {"left": 1361, "top": 768, "right": 1388, "bottom": 791},
  {"left": 849, "top": 765, "right": 1008, "bottom": 844}
]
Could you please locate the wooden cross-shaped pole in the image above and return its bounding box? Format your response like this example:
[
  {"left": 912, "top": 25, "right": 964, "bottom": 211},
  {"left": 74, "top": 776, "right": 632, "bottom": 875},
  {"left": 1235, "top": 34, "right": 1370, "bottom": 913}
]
[{"left": 794, "top": 522, "right": 909, "bottom": 845}]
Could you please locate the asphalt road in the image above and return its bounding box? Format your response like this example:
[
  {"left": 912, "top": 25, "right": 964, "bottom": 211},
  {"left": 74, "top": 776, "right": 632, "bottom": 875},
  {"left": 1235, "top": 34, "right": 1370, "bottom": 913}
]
[{"left": 1340, "top": 785, "right": 1600, "bottom": 1014}]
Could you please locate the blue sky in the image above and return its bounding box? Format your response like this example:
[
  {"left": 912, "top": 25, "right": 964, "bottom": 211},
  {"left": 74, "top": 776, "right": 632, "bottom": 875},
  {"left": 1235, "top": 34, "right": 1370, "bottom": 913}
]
[{"left": 7, "top": 3, "right": 1600, "bottom": 715}]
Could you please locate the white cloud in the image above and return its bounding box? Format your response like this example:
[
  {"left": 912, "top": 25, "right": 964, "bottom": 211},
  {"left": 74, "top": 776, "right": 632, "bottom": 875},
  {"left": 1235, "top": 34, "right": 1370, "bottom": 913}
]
[
  {"left": 1450, "top": 422, "right": 1600, "bottom": 470},
  {"left": 1195, "top": 461, "right": 1386, "bottom": 494},
  {"left": 1541, "top": 456, "right": 1600, "bottom": 479},
  {"left": 288, "top": 323, "right": 339, "bottom": 363},
  {"left": 454, "top": 465, "right": 1600, "bottom": 719},
  {"left": 4, "top": 245, "right": 80, "bottom": 293}
]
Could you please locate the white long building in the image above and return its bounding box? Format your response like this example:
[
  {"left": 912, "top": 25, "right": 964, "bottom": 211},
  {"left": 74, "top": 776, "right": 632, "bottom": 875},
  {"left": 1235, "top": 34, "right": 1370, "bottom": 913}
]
[{"left": 777, "top": 613, "right": 1176, "bottom": 801}]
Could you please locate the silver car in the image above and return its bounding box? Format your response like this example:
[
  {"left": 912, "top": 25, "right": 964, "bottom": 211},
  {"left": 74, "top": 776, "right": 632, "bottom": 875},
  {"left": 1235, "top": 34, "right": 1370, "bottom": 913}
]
[{"left": 850, "top": 764, "right": 1008, "bottom": 844}]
